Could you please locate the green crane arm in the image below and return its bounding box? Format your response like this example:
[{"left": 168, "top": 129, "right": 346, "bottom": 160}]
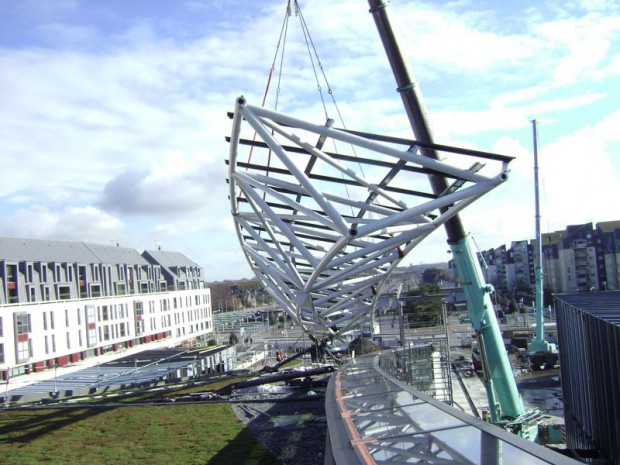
[{"left": 368, "top": 0, "right": 530, "bottom": 429}]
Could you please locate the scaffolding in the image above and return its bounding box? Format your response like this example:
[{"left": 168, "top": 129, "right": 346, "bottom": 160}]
[{"left": 379, "top": 298, "right": 452, "bottom": 404}]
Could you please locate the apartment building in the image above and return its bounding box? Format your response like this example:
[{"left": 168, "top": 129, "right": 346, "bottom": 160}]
[
  {"left": 471, "top": 221, "right": 620, "bottom": 295},
  {"left": 0, "top": 237, "right": 213, "bottom": 381},
  {"left": 598, "top": 221, "right": 620, "bottom": 291}
]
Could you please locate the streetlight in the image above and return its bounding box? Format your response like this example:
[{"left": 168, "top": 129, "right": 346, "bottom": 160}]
[
  {"left": 3, "top": 368, "right": 9, "bottom": 408},
  {"left": 53, "top": 364, "right": 58, "bottom": 395}
]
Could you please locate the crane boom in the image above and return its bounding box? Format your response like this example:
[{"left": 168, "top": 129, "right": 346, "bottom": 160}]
[
  {"left": 367, "top": 0, "right": 531, "bottom": 431},
  {"left": 527, "top": 119, "right": 558, "bottom": 368}
]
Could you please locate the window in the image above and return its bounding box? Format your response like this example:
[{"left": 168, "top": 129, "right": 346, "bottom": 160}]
[
  {"left": 91, "top": 284, "right": 101, "bottom": 298},
  {"left": 88, "top": 329, "right": 96, "bottom": 347},
  {"left": 66, "top": 332, "right": 71, "bottom": 349},
  {"left": 6, "top": 263, "right": 17, "bottom": 281},
  {"left": 102, "top": 306, "right": 109, "bottom": 321},
  {"left": 43, "top": 286, "right": 51, "bottom": 301},
  {"left": 6, "top": 264, "right": 18, "bottom": 303},
  {"left": 15, "top": 313, "right": 31, "bottom": 335},
  {"left": 117, "top": 283, "right": 126, "bottom": 295},
  {"left": 134, "top": 301, "right": 144, "bottom": 316},
  {"left": 17, "top": 340, "right": 31, "bottom": 362},
  {"left": 0, "top": 343, "right": 4, "bottom": 364},
  {"left": 28, "top": 286, "right": 36, "bottom": 302},
  {"left": 65, "top": 309, "right": 69, "bottom": 327},
  {"left": 58, "top": 285, "right": 70, "bottom": 300},
  {"left": 50, "top": 311, "right": 55, "bottom": 330},
  {"left": 38, "top": 262, "right": 48, "bottom": 282},
  {"left": 85, "top": 305, "right": 97, "bottom": 348},
  {"left": 0, "top": 317, "right": 2, "bottom": 336},
  {"left": 45, "top": 336, "right": 49, "bottom": 354},
  {"left": 43, "top": 312, "right": 48, "bottom": 331}
]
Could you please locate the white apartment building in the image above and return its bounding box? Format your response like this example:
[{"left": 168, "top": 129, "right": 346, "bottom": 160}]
[{"left": 0, "top": 237, "right": 213, "bottom": 381}]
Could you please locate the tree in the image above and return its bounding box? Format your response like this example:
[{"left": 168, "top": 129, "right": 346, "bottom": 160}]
[
  {"left": 403, "top": 284, "right": 443, "bottom": 327},
  {"left": 421, "top": 268, "right": 451, "bottom": 285},
  {"left": 228, "top": 333, "right": 239, "bottom": 346},
  {"left": 411, "top": 283, "right": 441, "bottom": 296}
]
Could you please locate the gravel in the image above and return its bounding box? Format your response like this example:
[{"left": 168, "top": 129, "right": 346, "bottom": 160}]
[{"left": 231, "top": 383, "right": 328, "bottom": 465}]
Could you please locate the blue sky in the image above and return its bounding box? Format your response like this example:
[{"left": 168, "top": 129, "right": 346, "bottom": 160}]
[{"left": 1, "top": 0, "right": 619, "bottom": 282}]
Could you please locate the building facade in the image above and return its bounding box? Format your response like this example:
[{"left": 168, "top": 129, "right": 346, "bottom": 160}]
[
  {"left": 471, "top": 221, "right": 620, "bottom": 296},
  {"left": 0, "top": 237, "right": 212, "bottom": 380}
]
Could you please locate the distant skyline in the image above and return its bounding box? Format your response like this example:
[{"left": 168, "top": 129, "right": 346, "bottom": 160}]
[{"left": 1, "top": 0, "right": 619, "bottom": 281}]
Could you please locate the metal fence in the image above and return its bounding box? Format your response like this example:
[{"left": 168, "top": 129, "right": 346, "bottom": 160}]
[{"left": 378, "top": 338, "right": 452, "bottom": 404}]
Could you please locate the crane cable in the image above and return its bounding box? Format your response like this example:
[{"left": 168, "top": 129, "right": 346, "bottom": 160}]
[
  {"left": 244, "top": 1, "right": 292, "bottom": 168},
  {"left": 293, "top": 1, "right": 365, "bottom": 212},
  {"left": 242, "top": 1, "right": 366, "bottom": 216}
]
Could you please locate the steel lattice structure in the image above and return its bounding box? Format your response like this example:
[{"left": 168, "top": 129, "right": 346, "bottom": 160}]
[{"left": 227, "top": 96, "right": 513, "bottom": 339}]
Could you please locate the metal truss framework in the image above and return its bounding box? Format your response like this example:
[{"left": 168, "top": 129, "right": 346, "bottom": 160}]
[{"left": 227, "top": 96, "right": 512, "bottom": 339}]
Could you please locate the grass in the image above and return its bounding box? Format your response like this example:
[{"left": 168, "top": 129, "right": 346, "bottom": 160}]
[{"left": 0, "top": 377, "right": 281, "bottom": 465}]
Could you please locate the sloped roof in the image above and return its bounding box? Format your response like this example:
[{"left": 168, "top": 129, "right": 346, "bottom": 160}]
[
  {"left": 84, "top": 243, "right": 149, "bottom": 265},
  {"left": 0, "top": 236, "right": 97, "bottom": 263},
  {"left": 597, "top": 220, "right": 620, "bottom": 233},
  {"left": 0, "top": 236, "right": 149, "bottom": 266},
  {"left": 142, "top": 249, "right": 199, "bottom": 269}
]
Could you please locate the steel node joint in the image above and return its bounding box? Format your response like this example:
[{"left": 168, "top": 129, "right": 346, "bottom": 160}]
[
  {"left": 483, "top": 284, "right": 495, "bottom": 294},
  {"left": 396, "top": 83, "right": 416, "bottom": 93},
  {"left": 367, "top": 0, "right": 387, "bottom": 13}
]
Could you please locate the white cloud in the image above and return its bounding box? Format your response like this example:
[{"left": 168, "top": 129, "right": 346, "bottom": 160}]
[
  {"left": 1, "top": 0, "right": 619, "bottom": 281},
  {"left": 0, "top": 205, "right": 126, "bottom": 243}
]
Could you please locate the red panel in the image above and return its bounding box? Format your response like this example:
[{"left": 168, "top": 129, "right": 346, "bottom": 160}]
[
  {"left": 7, "top": 282, "right": 16, "bottom": 290},
  {"left": 17, "top": 333, "right": 29, "bottom": 342},
  {"left": 79, "top": 280, "right": 86, "bottom": 287},
  {"left": 34, "top": 361, "right": 45, "bottom": 372},
  {"left": 70, "top": 353, "right": 80, "bottom": 363},
  {"left": 88, "top": 323, "right": 96, "bottom": 330},
  {"left": 57, "top": 356, "right": 69, "bottom": 366}
]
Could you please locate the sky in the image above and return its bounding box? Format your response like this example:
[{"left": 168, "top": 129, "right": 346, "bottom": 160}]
[{"left": 1, "top": 0, "right": 619, "bottom": 282}]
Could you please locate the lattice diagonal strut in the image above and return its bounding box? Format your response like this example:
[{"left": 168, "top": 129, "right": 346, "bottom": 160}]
[{"left": 227, "top": 96, "right": 513, "bottom": 339}]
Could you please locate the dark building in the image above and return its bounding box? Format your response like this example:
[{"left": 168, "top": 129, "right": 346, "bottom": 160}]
[{"left": 555, "top": 291, "right": 620, "bottom": 465}]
